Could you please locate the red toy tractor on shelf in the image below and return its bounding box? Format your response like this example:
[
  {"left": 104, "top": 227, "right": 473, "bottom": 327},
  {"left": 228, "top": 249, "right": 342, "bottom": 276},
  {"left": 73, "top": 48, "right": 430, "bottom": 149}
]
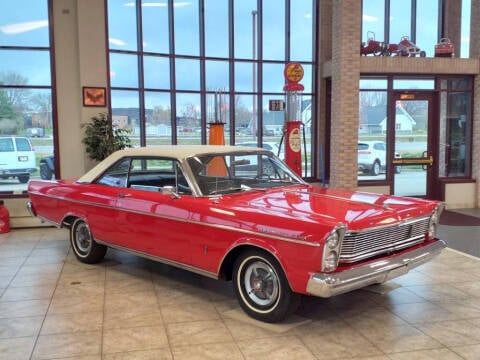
[
  {"left": 360, "top": 31, "right": 388, "bottom": 56},
  {"left": 388, "top": 36, "right": 426, "bottom": 57},
  {"left": 361, "top": 32, "right": 427, "bottom": 57}
]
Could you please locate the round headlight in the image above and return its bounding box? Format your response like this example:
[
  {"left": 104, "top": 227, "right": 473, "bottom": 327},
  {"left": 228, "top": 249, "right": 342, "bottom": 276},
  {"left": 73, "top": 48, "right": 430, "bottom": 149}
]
[
  {"left": 324, "top": 251, "right": 338, "bottom": 272},
  {"left": 327, "top": 231, "right": 340, "bottom": 249}
]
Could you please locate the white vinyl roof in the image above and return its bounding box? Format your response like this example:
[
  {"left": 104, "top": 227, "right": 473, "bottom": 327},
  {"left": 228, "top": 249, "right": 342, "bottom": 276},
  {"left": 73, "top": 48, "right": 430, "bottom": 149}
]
[{"left": 77, "top": 145, "right": 264, "bottom": 183}]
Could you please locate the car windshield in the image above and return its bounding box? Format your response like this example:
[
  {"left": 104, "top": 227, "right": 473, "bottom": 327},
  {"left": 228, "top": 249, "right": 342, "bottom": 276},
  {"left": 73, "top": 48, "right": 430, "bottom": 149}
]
[{"left": 187, "top": 151, "right": 305, "bottom": 196}]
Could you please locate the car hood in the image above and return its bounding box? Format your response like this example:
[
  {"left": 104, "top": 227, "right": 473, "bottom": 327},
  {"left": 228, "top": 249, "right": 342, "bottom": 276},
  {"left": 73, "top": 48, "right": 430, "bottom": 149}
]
[{"left": 224, "top": 185, "right": 437, "bottom": 232}]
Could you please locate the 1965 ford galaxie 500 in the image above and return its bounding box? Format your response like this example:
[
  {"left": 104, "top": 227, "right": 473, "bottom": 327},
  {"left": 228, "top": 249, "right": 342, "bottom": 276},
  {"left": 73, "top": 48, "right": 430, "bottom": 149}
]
[{"left": 27, "top": 145, "right": 446, "bottom": 322}]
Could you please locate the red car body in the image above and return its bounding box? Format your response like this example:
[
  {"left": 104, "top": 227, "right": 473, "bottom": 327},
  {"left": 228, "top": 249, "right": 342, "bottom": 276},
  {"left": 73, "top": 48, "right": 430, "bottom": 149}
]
[{"left": 27, "top": 145, "right": 446, "bottom": 322}]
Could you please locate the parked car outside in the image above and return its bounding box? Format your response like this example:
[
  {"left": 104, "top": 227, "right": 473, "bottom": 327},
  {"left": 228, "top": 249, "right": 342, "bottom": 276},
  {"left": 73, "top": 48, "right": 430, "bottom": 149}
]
[
  {"left": 39, "top": 155, "right": 55, "bottom": 180},
  {"left": 237, "top": 141, "right": 284, "bottom": 158},
  {"left": 27, "top": 145, "right": 445, "bottom": 322},
  {"left": 358, "top": 141, "right": 401, "bottom": 176},
  {"left": 26, "top": 127, "right": 45, "bottom": 138},
  {"left": 0, "top": 136, "right": 37, "bottom": 183}
]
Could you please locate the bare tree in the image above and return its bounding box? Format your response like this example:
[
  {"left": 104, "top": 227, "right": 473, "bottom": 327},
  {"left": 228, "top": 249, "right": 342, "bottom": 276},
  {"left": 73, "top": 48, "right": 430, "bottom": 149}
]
[
  {"left": 149, "top": 106, "right": 171, "bottom": 126},
  {"left": 0, "top": 71, "right": 30, "bottom": 111}
]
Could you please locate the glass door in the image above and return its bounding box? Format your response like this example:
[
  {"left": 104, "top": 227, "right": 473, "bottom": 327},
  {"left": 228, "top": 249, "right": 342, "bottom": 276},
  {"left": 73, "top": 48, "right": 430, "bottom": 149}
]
[{"left": 391, "top": 93, "right": 437, "bottom": 198}]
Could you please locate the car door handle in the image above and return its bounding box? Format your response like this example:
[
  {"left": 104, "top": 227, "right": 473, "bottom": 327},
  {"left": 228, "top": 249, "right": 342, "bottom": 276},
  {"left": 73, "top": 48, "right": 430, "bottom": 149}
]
[{"left": 118, "top": 193, "right": 131, "bottom": 198}]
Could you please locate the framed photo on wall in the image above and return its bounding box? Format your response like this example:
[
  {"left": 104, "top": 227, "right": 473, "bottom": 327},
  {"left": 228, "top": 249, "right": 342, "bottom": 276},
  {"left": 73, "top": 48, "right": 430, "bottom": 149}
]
[{"left": 82, "top": 87, "right": 106, "bottom": 107}]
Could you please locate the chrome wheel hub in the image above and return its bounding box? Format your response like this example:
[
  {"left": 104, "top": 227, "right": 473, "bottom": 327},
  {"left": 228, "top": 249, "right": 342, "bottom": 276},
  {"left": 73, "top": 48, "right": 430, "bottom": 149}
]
[{"left": 244, "top": 260, "right": 279, "bottom": 307}]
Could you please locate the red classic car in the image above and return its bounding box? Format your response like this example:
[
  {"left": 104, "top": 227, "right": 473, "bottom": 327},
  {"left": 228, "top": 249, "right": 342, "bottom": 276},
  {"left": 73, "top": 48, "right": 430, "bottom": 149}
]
[{"left": 27, "top": 145, "right": 446, "bottom": 322}]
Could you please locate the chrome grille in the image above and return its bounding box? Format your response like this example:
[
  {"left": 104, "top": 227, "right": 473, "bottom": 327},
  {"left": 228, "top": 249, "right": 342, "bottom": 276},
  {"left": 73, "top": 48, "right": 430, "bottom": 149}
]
[{"left": 339, "top": 217, "right": 430, "bottom": 263}]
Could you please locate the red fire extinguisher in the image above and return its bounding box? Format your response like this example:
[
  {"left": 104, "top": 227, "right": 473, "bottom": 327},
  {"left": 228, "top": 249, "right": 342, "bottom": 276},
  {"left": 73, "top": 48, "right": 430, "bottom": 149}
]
[{"left": 0, "top": 200, "right": 10, "bottom": 234}]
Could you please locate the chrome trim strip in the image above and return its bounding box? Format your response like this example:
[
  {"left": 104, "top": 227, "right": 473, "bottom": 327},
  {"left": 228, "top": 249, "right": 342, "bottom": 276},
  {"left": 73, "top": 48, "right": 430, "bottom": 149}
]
[
  {"left": 344, "top": 216, "right": 431, "bottom": 235},
  {"left": 95, "top": 240, "right": 219, "bottom": 280},
  {"left": 306, "top": 240, "right": 446, "bottom": 298},
  {"left": 28, "top": 192, "right": 320, "bottom": 247}
]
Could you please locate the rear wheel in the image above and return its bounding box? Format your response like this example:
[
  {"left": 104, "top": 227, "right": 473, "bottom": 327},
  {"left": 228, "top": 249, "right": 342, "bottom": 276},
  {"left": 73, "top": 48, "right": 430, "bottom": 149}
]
[
  {"left": 18, "top": 174, "right": 29, "bottom": 183},
  {"left": 70, "top": 219, "right": 107, "bottom": 264},
  {"left": 373, "top": 46, "right": 383, "bottom": 56},
  {"left": 40, "top": 163, "right": 53, "bottom": 180},
  {"left": 370, "top": 161, "right": 381, "bottom": 176},
  {"left": 233, "top": 250, "right": 300, "bottom": 323}
]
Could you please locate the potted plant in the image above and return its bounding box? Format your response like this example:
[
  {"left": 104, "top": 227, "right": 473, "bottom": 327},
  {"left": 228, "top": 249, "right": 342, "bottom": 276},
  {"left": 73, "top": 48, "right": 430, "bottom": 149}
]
[{"left": 82, "top": 112, "right": 131, "bottom": 162}]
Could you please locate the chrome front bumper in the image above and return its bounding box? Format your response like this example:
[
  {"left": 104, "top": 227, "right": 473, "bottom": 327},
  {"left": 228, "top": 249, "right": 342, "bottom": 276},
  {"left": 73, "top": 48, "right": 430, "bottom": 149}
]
[{"left": 306, "top": 240, "right": 446, "bottom": 298}]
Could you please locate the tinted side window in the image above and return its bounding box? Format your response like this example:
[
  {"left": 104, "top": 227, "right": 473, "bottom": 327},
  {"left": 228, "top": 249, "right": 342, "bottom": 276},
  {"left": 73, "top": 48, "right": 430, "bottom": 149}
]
[
  {"left": 96, "top": 158, "right": 131, "bottom": 187},
  {"left": 15, "top": 138, "right": 32, "bottom": 151},
  {"left": 0, "top": 138, "right": 14, "bottom": 152}
]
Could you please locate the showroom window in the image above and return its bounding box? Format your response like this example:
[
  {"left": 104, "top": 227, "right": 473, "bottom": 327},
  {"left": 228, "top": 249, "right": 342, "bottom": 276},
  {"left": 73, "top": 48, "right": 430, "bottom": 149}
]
[
  {"left": 107, "top": 0, "right": 317, "bottom": 177},
  {"left": 438, "top": 77, "right": 472, "bottom": 178},
  {"left": 0, "top": 0, "right": 55, "bottom": 195},
  {"left": 359, "top": 76, "right": 473, "bottom": 188},
  {"left": 362, "top": 0, "right": 471, "bottom": 58},
  {"left": 358, "top": 78, "right": 388, "bottom": 181}
]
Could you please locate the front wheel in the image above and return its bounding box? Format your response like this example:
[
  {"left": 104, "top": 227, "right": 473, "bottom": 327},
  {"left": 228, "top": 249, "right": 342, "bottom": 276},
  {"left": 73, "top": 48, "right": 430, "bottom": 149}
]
[
  {"left": 70, "top": 219, "right": 107, "bottom": 264},
  {"left": 233, "top": 250, "right": 300, "bottom": 323}
]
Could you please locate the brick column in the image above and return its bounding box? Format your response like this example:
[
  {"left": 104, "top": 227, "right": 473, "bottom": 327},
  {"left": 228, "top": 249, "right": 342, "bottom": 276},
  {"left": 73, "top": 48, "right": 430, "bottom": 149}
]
[
  {"left": 316, "top": 0, "right": 332, "bottom": 181},
  {"left": 329, "top": 0, "right": 361, "bottom": 190},
  {"left": 443, "top": 0, "right": 462, "bottom": 56},
  {"left": 471, "top": 0, "right": 480, "bottom": 207},
  {"left": 470, "top": 0, "right": 480, "bottom": 58}
]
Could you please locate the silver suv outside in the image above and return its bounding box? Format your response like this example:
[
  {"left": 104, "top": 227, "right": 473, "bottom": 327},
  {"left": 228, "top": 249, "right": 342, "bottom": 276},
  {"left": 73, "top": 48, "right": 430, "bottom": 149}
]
[
  {"left": 0, "top": 136, "right": 37, "bottom": 183},
  {"left": 358, "top": 141, "right": 401, "bottom": 176}
]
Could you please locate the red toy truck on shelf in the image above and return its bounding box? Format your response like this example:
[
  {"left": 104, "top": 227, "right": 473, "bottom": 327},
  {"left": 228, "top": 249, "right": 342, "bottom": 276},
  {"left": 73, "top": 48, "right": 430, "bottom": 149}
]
[{"left": 434, "top": 38, "right": 455, "bottom": 57}]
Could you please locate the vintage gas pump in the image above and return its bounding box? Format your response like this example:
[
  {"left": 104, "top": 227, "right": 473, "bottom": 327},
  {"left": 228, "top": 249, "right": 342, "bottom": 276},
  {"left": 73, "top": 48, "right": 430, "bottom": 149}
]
[
  {"left": 207, "top": 90, "right": 228, "bottom": 176},
  {"left": 283, "top": 62, "right": 304, "bottom": 176}
]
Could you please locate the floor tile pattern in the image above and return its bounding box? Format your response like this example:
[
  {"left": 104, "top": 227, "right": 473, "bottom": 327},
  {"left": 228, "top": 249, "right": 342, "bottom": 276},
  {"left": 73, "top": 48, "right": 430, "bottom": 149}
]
[{"left": 0, "top": 222, "right": 479, "bottom": 359}]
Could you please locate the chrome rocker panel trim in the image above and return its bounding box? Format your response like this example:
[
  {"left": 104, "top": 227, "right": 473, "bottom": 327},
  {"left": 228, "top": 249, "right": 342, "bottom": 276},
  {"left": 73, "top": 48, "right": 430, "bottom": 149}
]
[{"left": 306, "top": 240, "right": 446, "bottom": 298}]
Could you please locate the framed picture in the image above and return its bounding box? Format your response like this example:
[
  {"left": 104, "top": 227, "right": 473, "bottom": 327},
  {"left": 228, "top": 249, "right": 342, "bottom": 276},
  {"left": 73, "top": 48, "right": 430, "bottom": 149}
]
[{"left": 82, "top": 87, "right": 106, "bottom": 107}]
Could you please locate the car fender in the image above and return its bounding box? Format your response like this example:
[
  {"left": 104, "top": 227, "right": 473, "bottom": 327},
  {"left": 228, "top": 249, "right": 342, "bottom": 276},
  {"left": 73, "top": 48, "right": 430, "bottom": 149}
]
[
  {"left": 61, "top": 209, "right": 94, "bottom": 229},
  {"left": 218, "top": 235, "right": 321, "bottom": 293}
]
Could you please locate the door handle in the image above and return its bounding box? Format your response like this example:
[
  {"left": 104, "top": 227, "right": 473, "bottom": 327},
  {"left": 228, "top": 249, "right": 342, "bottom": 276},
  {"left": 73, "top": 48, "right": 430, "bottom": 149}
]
[
  {"left": 118, "top": 193, "right": 131, "bottom": 198},
  {"left": 421, "top": 153, "right": 433, "bottom": 170}
]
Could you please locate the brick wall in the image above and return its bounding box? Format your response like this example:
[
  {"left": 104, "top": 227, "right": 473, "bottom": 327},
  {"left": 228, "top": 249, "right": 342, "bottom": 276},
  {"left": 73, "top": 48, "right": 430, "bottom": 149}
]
[
  {"left": 471, "top": 0, "right": 480, "bottom": 207},
  {"left": 330, "top": 0, "right": 361, "bottom": 190}
]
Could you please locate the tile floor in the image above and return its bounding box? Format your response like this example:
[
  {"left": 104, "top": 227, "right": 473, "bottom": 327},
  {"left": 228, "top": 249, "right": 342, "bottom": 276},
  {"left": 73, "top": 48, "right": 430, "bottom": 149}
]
[{"left": 0, "top": 218, "right": 479, "bottom": 359}]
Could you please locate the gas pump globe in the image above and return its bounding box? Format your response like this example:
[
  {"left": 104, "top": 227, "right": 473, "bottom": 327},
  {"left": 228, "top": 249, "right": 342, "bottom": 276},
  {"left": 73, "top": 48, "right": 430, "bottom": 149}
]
[{"left": 283, "top": 62, "right": 304, "bottom": 176}]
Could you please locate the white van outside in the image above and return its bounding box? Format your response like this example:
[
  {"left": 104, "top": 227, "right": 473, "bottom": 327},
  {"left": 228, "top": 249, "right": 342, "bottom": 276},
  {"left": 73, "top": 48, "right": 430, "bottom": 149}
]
[{"left": 0, "top": 136, "right": 37, "bottom": 183}]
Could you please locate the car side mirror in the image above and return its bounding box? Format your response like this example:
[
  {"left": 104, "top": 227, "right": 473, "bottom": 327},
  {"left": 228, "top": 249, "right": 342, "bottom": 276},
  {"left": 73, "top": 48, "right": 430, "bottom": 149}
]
[{"left": 161, "top": 186, "right": 180, "bottom": 199}]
